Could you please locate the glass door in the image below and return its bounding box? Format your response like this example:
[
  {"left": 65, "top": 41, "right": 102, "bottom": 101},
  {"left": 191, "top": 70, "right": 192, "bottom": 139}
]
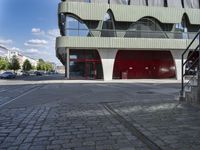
[{"left": 85, "top": 62, "right": 96, "bottom": 80}]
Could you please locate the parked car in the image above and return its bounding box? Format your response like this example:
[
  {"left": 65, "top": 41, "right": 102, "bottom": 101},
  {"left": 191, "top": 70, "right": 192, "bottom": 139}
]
[
  {"left": 34, "top": 71, "right": 42, "bottom": 76},
  {"left": 0, "top": 72, "right": 16, "bottom": 79},
  {"left": 22, "top": 71, "right": 30, "bottom": 76}
]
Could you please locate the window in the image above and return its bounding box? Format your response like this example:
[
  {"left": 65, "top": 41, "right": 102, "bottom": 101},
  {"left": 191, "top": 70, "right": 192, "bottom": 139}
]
[
  {"left": 101, "top": 12, "right": 116, "bottom": 37},
  {"left": 66, "top": 16, "right": 90, "bottom": 37}
]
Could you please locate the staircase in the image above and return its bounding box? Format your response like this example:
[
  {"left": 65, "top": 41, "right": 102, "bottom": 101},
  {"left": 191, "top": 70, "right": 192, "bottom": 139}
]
[{"left": 180, "top": 31, "right": 200, "bottom": 104}]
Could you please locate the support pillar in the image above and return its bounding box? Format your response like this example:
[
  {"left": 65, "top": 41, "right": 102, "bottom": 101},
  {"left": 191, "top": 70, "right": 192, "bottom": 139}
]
[
  {"left": 65, "top": 48, "right": 70, "bottom": 79},
  {"left": 197, "top": 35, "right": 200, "bottom": 103},
  {"left": 98, "top": 49, "right": 118, "bottom": 81},
  {"left": 170, "top": 50, "right": 188, "bottom": 80}
]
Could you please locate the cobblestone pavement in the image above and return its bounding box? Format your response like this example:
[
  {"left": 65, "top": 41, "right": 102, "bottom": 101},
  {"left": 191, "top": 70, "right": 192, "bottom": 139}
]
[
  {"left": 0, "top": 103, "right": 149, "bottom": 150},
  {"left": 110, "top": 100, "right": 200, "bottom": 150},
  {"left": 0, "top": 79, "right": 200, "bottom": 150}
]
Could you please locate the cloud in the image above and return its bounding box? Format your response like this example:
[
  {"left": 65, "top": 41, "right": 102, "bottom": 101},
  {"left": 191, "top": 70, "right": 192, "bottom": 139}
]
[
  {"left": 31, "top": 28, "right": 45, "bottom": 35},
  {"left": 24, "top": 39, "right": 48, "bottom": 47},
  {"left": 11, "top": 47, "right": 21, "bottom": 52},
  {"left": 47, "top": 29, "right": 60, "bottom": 37},
  {"left": 24, "top": 48, "right": 49, "bottom": 55},
  {"left": 26, "top": 48, "right": 39, "bottom": 53},
  {"left": 0, "top": 39, "right": 13, "bottom": 45}
]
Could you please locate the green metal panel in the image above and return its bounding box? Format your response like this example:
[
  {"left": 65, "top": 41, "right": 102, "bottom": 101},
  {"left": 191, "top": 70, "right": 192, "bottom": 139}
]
[
  {"left": 59, "top": 2, "right": 109, "bottom": 21},
  {"left": 186, "top": 9, "right": 200, "bottom": 25},
  {"left": 110, "top": 5, "right": 184, "bottom": 23},
  {"left": 58, "top": 2, "right": 200, "bottom": 24},
  {"left": 56, "top": 36, "right": 198, "bottom": 50}
]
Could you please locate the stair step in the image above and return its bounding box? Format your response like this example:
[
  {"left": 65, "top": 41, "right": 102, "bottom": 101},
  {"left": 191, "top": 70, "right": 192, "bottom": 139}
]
[{"left": 184, "top": 86, "right": 199, "bottom": 104}]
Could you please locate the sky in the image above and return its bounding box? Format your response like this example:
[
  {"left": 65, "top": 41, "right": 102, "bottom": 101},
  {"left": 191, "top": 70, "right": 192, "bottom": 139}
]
[{"left": 0, "top": 0, "right": 61, "bottom": 64}]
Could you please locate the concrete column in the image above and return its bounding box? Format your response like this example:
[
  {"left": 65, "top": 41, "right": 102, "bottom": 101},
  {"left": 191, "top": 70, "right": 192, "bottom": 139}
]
[
  {"left": 67, "top": 48, "right": 70, "bottom": 79},
  {"left": 170, "top": 50, "right": 188, "bottom": 80},
  {"left": 98, "top": 49, "right": 118, "bottom": 81}
]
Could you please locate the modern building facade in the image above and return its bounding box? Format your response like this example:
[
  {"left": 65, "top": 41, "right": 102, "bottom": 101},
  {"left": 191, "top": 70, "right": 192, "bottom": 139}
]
[{"left": 56, "top": 0, "right": 200, "bottom": 80}]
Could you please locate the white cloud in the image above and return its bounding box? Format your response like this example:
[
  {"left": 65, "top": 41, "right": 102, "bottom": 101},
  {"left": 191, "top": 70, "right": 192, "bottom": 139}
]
[
  {"left": 11, "top": 47, "right": 21, "bottom": 52},
  {"left": 0, "top": 39, "right": 13, "bottom": 45},
  {"left": 26, "top": 48, "right": 39, "bottom": 53},
  {"left": 47, "top": 29, "right": 60, "bottom": 37},
  {"left": 32, "top": 28, "right": 41, "bottom": 33},
  {"left": 24, "top": 39, "right": 48, "bottom": 47},
  {"left": 31, "top": 28, "right": 45, "bottom": 35}
]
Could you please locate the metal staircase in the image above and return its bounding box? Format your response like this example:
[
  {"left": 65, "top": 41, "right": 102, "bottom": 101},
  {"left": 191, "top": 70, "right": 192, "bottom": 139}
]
[{"left": 180, "top": 31, "right": 200, "bottom": 103}]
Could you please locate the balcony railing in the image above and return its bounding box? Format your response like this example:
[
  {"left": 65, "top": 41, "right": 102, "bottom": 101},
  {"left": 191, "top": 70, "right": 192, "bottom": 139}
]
[{"left": 64, "top": 28, "right": 198, "bottom": 40}]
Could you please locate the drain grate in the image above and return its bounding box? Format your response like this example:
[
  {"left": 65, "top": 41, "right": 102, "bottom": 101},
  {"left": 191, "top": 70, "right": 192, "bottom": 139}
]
[{"left": 137, "top": 91, "right": 155, "bottom": 94}]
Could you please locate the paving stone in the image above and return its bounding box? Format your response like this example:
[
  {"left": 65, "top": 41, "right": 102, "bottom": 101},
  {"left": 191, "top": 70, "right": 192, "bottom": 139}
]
[{"left": 1, "top": 82, "right": 200, "bottom": 150}]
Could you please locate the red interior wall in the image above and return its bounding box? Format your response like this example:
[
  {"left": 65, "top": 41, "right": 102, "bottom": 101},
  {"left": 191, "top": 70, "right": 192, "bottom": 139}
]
[{"left": 113, "top": 50, "right": 176, "bottom": 79}]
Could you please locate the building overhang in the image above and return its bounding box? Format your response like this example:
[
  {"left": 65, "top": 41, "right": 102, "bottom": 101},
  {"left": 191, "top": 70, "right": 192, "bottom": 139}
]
[
  {"left": 56, "top": 36, "right": 198, "bottom": 50},
  {"left": 58, "top": 1, "right": 200, "bottom": 24}
]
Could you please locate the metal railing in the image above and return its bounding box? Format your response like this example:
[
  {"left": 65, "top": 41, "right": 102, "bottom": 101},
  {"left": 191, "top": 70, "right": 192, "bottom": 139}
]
[
  {"left": 64, "top": 28, "right": 198, "bottom": 39},
  {"left": 180, "top": 30, "right": 200, "bottom": 100}
]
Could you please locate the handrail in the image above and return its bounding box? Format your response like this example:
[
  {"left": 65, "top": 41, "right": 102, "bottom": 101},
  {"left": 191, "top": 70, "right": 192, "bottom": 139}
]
[
  {"left": 180, "top": 30, "right": 200, "bottom": 100},
  {"left": 184, "top": 75, "right": 197, "bottom": 91},
  {"left": 183, "top": 57, "right": 199, "bottom": 77},
  {"left": 182, "top": 32, "right": 200, "bottom": 56},
  {"left": 183, "top": 45, "right": 199, "bottom": 66},
  {"left": 65, "top": 28, "right": 198, "bottom": 39}
]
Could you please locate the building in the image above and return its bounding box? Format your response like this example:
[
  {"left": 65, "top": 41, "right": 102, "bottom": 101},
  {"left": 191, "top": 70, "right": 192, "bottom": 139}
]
[
  {"left": 0, "top": 45, "right": 9, "bottom": 58},
  {"left": 0, "top": 46, "right": 38, "bottom": 68},
  {"left": 8, "top": 51, "right": 38, "bottom": 68},
  {"left": 56, "top": 66, "right": 65, "bottom": 74},
  {"left": 56, "top": 0, "right": 200, "bottom": 80}
]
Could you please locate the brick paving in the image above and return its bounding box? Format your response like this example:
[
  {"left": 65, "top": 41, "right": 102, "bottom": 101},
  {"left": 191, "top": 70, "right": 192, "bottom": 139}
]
[
  {"left": 0, "top": 103, "right": 148, "bottom": 150},
  {"left": 0, "top": 79, "right": 200, "bottom": 150},
  {"left": 110, "top": 100, "right": 200, "bottom": 150}
]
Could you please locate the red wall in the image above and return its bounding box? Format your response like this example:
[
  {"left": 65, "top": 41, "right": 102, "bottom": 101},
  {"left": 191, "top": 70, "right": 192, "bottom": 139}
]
[{"left": 113, "top": 50, "right": 176, "bottom": 79}]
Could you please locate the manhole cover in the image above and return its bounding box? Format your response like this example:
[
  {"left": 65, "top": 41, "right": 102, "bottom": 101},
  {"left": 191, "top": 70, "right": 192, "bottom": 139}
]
[{"left": 137, "top": 91, "right": 155, "bottom": 94}]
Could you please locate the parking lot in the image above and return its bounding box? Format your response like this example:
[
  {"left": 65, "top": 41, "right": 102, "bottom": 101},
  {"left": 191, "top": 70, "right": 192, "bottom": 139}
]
[{"left": 0, "top": 76, "right": 200, "bottom": 150}]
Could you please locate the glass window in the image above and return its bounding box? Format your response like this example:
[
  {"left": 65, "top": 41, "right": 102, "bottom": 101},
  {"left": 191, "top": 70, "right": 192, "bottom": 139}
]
[
  {"left": 101, "top": 12, "right": 116, "bottom": 37},
  {"left": 66, "top": 16, "right": 90, "bottom": 37},
  {"left": 125, "top": 18, "right": 167, "bottom": 38}
]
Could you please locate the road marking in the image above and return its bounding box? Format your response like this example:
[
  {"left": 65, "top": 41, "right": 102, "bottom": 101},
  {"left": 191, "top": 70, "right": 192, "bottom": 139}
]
[{"left": 0, "top": 86, "right": 40, "bottom": 108}]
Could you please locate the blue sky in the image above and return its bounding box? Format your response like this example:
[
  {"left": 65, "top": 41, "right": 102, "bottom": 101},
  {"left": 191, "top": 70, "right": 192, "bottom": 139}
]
[{"left": 0, "top": 0, "right": 60, "bottom": 64}]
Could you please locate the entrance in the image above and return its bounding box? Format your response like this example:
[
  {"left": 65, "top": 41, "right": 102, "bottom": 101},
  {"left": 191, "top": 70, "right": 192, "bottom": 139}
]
[{"left": 69, "top": 50, "right": 103, "bottom": 80}]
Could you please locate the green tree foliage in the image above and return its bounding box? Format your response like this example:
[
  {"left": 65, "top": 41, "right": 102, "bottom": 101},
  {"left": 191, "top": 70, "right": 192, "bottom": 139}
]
[
  {"left": 37, "top": 59, "right": 54, "bottom": 72},
  {"left": 10, "top": 55, "right": 20, "bottom": 72},
  {"left": 37, "top": 59, "right": 45, "bottom": 71},
  {"left": 22, "top": 59, "right": 32, "bottom": 71},
  {"left": 45, "top": 62, "right": 53, "bottom": 72},
  {"left": 0, "top": 57, "right": 10, "bottom": 70}
]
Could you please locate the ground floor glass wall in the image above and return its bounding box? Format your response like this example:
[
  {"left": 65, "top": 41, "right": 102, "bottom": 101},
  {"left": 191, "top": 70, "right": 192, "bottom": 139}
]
[
  {"left": 113, "top": 50, "right": 176, "bottom": 79},
  {"left": 69, "top": 50, "right": 103, "bottom": 79}
]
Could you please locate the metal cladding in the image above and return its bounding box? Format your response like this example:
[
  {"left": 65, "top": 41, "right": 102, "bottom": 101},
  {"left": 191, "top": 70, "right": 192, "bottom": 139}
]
[
  {"left": 167, "top": 0, "right": 183, "bottom": 8},
  {"left": 110, "top": 0, "right": 129, "bottom": 4},
  {"left": 148, "top": 0, "right": 164, "bottom": 7},
  {"left": 183, "top": 0, "right": 200, "bottom": 8},
  {"left": 90, "top": 0, "right": 108, "bottom": 3},
  {"left": 130, "top": 0, "right": 147, "bottom": 6},
  {"left": 62, "top": 0, "right": 85, "bottom": 2}
]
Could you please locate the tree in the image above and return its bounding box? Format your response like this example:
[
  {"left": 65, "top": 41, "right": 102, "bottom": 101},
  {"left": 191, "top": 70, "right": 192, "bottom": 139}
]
[
  {"left": 0, "top": 57, "right": 10, "bottom": 70},
  {"left": 0, "top": 58, "right": 6, "bottom": 70},
  {"left": 36, "top": 59, "right": 54, "bottom": 72},
  {"left": 37, "top": 59, "right": 45, "bottom": 70},
  {"left": 44, "top": 62, "right": 53, "bottom": 72},
  {"left": 10, "top": 55, "right": 20, "bottom": 72},
  {"left": 22, "top": 59, "right": 32, "bottom": 71}
]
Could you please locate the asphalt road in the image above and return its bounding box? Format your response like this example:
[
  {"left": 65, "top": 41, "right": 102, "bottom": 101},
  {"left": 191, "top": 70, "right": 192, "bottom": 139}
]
[{"left": 0, "top": 75, "right": 200, "bottom": 150}]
